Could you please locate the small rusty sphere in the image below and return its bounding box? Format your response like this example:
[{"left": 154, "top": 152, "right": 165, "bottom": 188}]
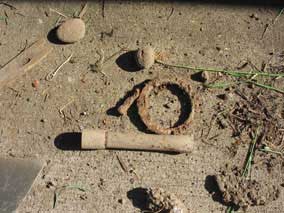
[
  {"left": 135, "top": 46, "right": 155, "bottom": 69},
  {"left": 56, "top": 18, "right": 86, "bottom": 43}
]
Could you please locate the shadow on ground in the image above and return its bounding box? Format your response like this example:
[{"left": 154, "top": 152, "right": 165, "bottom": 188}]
[
  {"left": 54, "top": 132, "right": 81, "bottom": 150},
  {"left": 116, "top": 51, "right": 142, "bottom": 72},
  {"left": 47, "top": 27, "right": 66, "bottom": 45},
  {"left": 204, "top": 175, "right": 238, "bottom": 210},
  {"left": 127, "top": 187, "right": 149, "bottom": 212},
  {"left": 106, "top": 80, "right": 153, "bottom": 133}
]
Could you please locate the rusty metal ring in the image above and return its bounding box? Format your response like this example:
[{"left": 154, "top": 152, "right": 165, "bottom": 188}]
[{"left": 137, "top": 79, "right": 194, "bottom": 135}]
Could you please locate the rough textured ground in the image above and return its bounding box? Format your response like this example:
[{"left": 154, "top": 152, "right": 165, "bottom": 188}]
[
  {"left": 0, "top": 1, "right": 284, "bottom": 213},
  {"left": 215, "top": 165, "right": 280, "bottom": 211},
  {"left": 146, "top": 187, "right": 188, "bottom": 213}
]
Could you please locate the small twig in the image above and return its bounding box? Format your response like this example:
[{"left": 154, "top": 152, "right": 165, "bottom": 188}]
[
  {"left": 261, "top": 23, "right": 269, "bottom": 40},
  {"left": 53, "top": 184, "right": 88, "bottom": 208},
  {"left": 167, "top": 7, "right": 174, "bottom": 20},
  {"left": 208, "top": 134, "right": 220, "bottom": 141},
  {"left": 106, "top": 48, "right": 127, "bottom": 61},
  {"left": 116, "top": 154, "right": 128, "bottom": 173},
  {"left": 262, "top": 8, "right": 284, "bottom": 39},
  {"left": 272, "top": 8, "right": 284, "bottom": 25},
  {"left": 4, "top": 14, "right": 7, "bottom": 25},
  {"left": 59, "top": 99, "right": 74, "bottom": 117},
  {"left": 44, "top": 93, "right": 49, "bottom": 102},
  {"left": 14, "top": 12, "right": 25, "bottom": 17},
  {"left": 0, "top": 2, "right": 16, "bottom": 10},
  {"left": 78, "top": 3, "right": 88, "bottom": 19},
  {"left": 49, "top": 8, "right": 68, "bottom": 18},
  {"left": 90, "top": 48, "right": 127, "bottom": 76},
  {"left": 4, "top": 10, "right": 8, "bottom": 18},
  {"left": 101, "top": 0, "right": 105, "bottom": 18},
  {"left": 46, "top": 54, "right": 73, "bottom": 81},
  {"left": 54, "top": 16, "right": 62, "bottom": 26}
]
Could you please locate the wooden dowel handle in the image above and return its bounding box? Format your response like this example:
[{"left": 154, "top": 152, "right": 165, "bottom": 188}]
[{"left": 81, "top": 129, "right": 194, "bottom": 153}]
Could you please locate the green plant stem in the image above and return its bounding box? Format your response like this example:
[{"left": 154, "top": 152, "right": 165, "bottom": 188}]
[
  {"left": 244, "top": 80, "right": 284, "bottom": 94},
  {"left": 242, "top": 130, "right": 259, "bottom": 177},
  {"left": 204, "top": 82, "right": 233, "bottom": 89},
  {"left": 226, "top": 129, "right": 259, "bottom": 212},
  {"left": 155, "top": 59, "right": 284, "bottom": 78},
  {"left": 156, "top": 60, "right": 284, "bottom": 94},
  {"left": 226, "top": 206, "right": 234, "bottom": 213}
]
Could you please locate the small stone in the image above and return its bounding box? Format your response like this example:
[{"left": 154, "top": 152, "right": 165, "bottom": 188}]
[
  {"left": 135, "top": 46, "right": 155, "bottom": 69},
  {"left": 56, "top": 18, "right": 86, "bottom": 43},
  {"left": 191, "top": 71, "right": 209, "bottom": 83},
  {"left": 32, "top": 79, "right": 40, "bottom": 89},
  {"left": 200, "top": 71, "right": 209, "bottom": 82},
  {"left": 80, "top": 112, "right": 87, "bottom": 116}
]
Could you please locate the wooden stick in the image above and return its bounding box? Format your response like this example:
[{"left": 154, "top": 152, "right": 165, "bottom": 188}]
[
  {"left": 0, "top": 38, "right": 52, "bottom": 90},
  {"left": 81, "top": 129, "right": 195, "bottom": 153}
]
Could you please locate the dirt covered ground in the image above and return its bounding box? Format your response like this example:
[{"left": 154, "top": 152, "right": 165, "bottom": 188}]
[{"left": 0, "top": 1, "right": 284, "bottom": 212}]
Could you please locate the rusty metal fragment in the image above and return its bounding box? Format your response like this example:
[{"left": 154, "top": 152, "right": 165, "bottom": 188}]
[
  {"left": 118, "top": 78, "right": 194, "bottom": 134},
  {"left": 118, "top": 88, "right": 141, "bottom": 116}
]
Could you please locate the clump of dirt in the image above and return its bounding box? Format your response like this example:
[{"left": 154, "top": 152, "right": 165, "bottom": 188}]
[
  {"left": 135, "top": 46, "right": 155, "bottom": 69},
  {"left": 146, "top": 187, "right": 188, "bottom": 213},
  {"left": 148, "top": 86, "right": 181, "bottom": 129},
  {"left": 214, "top": 166, "right": 280, "bottom": 211}
]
